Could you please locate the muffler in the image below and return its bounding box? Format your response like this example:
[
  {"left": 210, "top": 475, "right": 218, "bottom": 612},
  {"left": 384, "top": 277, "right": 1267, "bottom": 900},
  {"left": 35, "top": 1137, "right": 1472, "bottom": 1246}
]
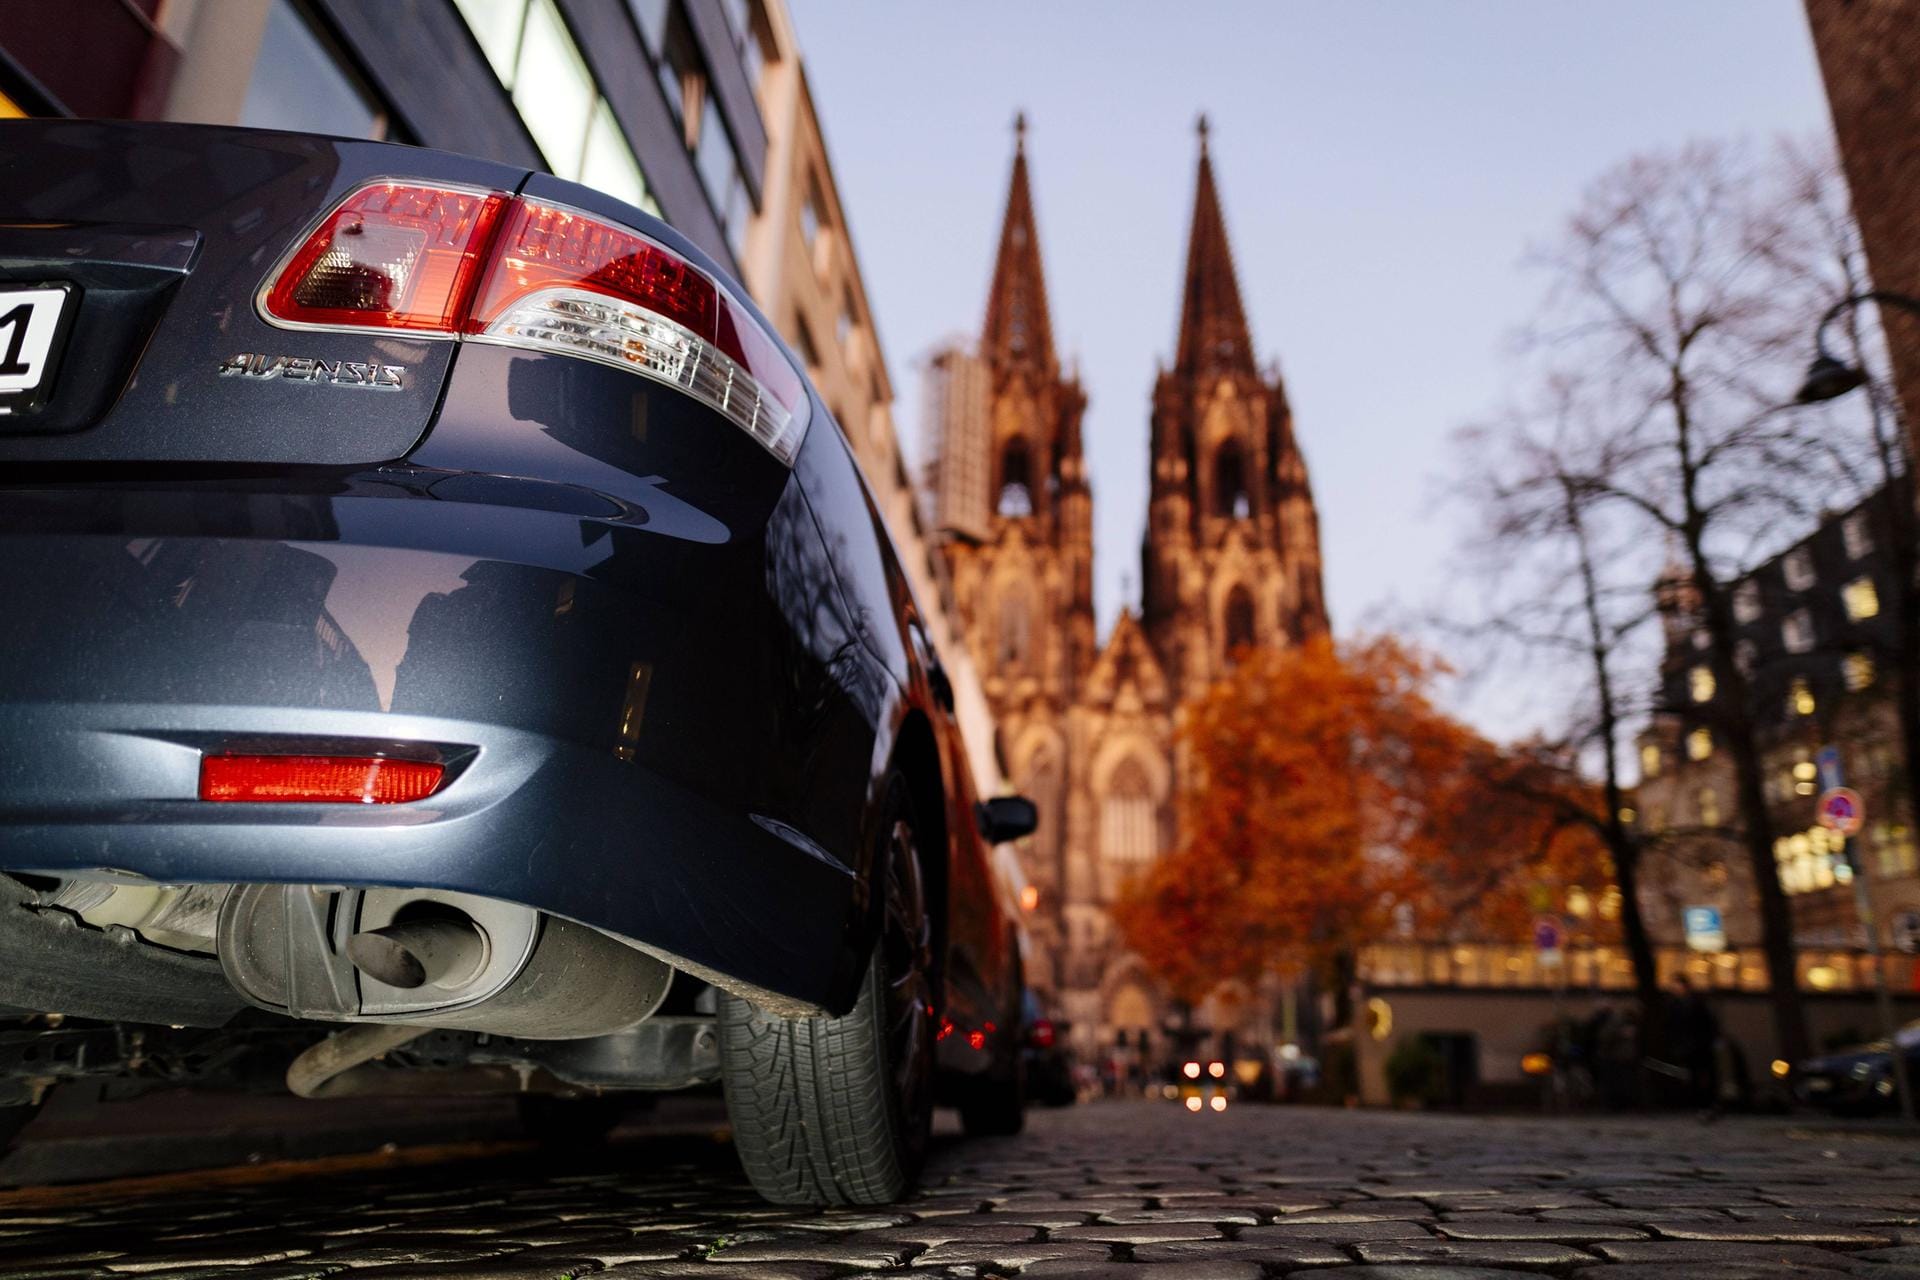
[{"left": 218, "top": 886, "right": 671, "bottom": 1038}]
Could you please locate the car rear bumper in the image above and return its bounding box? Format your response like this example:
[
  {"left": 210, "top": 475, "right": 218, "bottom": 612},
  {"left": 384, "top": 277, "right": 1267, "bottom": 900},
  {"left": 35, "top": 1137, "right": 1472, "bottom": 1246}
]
[{"left": 0, "top": 472, "right": 885, "bottom": 1014}]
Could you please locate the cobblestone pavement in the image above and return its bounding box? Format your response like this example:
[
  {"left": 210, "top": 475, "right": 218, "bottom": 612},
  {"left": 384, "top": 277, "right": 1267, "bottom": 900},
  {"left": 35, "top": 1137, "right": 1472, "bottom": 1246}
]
[{"left": 1, "top": 1101, "right": 1918, "bottom": 1279}]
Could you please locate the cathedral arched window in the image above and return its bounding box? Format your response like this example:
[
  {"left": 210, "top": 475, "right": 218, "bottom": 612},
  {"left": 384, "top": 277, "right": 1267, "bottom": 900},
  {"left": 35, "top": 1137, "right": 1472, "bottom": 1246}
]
[
  {"left": 1214, "top": 442, "right": 1250, "bottom": 519},
  {"left": 1020, "top": 748, "right": 1064, "bottom": 877},
  {"left": 998, "top": 589, "right": 1032, "bottom": 671},
  {"left": 1224, "top": 585, "right": 1256, "bottom": 657},
  {"left": 997, "top": 438, "right": 1033, "bottom": 517},
  {"left": 1101, "top": 760, "right": 1156, "bottom": 868}
]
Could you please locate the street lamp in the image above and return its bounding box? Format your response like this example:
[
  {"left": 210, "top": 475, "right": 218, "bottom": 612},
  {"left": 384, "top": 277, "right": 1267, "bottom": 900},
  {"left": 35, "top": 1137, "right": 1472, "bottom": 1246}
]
[{"left": 1795, "top": 291, "right": 1920, "bottom": 404}]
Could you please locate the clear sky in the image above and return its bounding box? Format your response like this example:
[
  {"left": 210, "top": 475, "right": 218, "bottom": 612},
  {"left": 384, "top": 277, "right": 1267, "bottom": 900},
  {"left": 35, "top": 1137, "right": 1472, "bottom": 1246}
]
[{"left": 795, "top": 2, "right": 1835, "bottom": 693}]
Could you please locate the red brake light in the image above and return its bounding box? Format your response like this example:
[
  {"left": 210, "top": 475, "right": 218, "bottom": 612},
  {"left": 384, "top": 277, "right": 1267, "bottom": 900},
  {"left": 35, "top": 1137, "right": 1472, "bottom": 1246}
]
[
  {"left": 260, "top": 185, "right": 810, "bottom": 463},
  {"left": 1029, "top": 1018, "right": 1056, "bottom": 1049},
  {"left": 263, "top": 183, "right": 507, "bottom": 332},
  {"left": 199, "top": 755, "right": 445, "bottom": 804}
]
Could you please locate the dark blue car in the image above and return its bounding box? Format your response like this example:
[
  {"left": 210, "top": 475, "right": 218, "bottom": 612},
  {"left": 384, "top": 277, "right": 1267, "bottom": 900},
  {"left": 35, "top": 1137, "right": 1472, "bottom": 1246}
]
[{"left": 0, "top": 119, "right": 1032, "bottom": 1204}]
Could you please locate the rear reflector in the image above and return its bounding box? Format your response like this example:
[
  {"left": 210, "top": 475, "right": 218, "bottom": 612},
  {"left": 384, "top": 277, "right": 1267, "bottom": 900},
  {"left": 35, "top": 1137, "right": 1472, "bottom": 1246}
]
[
  {"left": 259, "top": 183, "right": 810, "bottom": 464},
  {"left": 263, "top": 183, "right": 507, "bottom": 333},
  {"left": 199, "top": 755, "right": 445, "bottom": 805}
]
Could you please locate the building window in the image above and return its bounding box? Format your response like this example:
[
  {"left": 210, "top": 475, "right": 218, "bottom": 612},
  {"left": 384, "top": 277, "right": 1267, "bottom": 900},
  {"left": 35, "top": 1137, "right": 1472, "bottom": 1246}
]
[
  {"left": 1697, "top": 788, "right": 1721, "bottom": 828},
  {"left": 1732, "top": 580, "right": 1762, "bottom": 624},
  {"left": 1781, "top": 609, "right": 1815, "bottom": 654},
  {"left": 1788, "top": 677, "right": 1815, "bottom": 718},
  {"left": 1101, "top": 761, "right": 1157, "bottom": 867},
  {"left": 790, "top": 312, "right": 820, "bottom": 370},
  {"left": 1214, "top": 442, "right": 1250, "bottom": 519},
  {"left": 693, "top": 86, "right": 751, "bottom": 256},
  {"left": 1844, "top": 651, "right": 1876, "bottom": 692},
  {"left": 1223, "top": 585, "right": 1256, "bottom": 656},
  {"left": 1735, "top": 640, "right": 1757, "bottom": 675},
  {"left": 1687, "top": 727, "right": 1713, "bottom": 762},
  {"left": 1843, "top": 511, "right": 1874, "bottom": 560},
  {"left": 801, "top": 175, "right": 832, "bottom": 276},
  {"left": 1872, "top": 823, "right": 1917, "bottom": 878},
  {"left": 997, "top": 439, "right": 1033, "bottom": 518},
  {"left": 452, "top": 0, "right": 656, "bottom": 211},
  {"left": 1640, "top": 743, "right": 1661, "bottom": 779},
  {"left": 1783, "top": 547, "right": 1816, "bottom": 592},
  {"left": 998, "top": 590, "right": 1031, "bottom": 671},
  {"left": 239, "top": 0, "right": 385, "bottom": 139},
  {"left": 1688, "top": 665, "right": 1715, "bottom": 703},
  {"left": 1842, "top": 576, "right": 1880, "bottom": 622}
]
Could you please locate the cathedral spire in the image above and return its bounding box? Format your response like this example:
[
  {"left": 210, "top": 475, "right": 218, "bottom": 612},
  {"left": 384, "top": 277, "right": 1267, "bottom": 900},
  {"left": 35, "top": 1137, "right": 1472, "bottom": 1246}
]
[
  {"left": 1173, "top": 115, "right": 1255, "bottom": 378},
  {"left": 981, "top": 110, "right": 1056, "bottom": 376}
]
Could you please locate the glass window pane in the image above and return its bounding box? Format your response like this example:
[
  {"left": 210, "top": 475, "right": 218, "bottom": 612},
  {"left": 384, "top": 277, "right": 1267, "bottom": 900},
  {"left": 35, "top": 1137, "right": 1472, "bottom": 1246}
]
[
  {"left": 695, "top": 92, "right": 739, "bottom": 213},
  {"left": 580, "top": 100, "right": 654, "bottom": 212},
  {"left": 513, "top": 0, "right": 596, "bottom": 177},
  {"left": 239, "top": 0, "right": 382, "bottom": 139},
  {"left": 452, "top": 0, "right": 527, "bottom": 88}
]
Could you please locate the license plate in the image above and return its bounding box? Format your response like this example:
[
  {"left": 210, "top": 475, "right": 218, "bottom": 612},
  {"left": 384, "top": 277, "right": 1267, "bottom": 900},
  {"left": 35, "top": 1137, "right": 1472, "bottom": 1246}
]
[{"left": 0, "top": 284, "right": 77, "bottom": 417}]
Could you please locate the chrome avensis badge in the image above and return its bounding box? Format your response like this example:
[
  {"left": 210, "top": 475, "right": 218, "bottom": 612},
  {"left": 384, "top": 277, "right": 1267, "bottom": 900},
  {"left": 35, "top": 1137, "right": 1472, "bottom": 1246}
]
[{"left": 218, "top": 353, "right": 405, "bottom": 390}]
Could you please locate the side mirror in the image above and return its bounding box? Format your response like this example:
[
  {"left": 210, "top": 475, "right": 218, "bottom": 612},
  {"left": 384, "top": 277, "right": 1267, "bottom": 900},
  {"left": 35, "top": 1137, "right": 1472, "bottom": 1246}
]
[{"left": 976, "top": 795, "right": 1038, "bottom": 844}]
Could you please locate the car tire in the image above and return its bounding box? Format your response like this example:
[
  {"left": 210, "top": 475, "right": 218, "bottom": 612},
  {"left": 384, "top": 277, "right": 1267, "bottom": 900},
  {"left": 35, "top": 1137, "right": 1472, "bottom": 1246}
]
[{"left": 718, "top": 776, "right": 934, "bottom": 1206}]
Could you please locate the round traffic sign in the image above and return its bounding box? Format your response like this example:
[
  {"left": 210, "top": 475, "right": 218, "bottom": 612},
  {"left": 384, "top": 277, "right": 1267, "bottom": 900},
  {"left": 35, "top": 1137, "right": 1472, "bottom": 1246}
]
[{"left": 1817, "top": 787, "right": 1864, "bottom": 836}]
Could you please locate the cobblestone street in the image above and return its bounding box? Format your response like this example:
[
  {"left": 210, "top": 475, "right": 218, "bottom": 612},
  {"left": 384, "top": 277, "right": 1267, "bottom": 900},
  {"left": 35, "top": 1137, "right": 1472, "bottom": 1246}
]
[{"left": 1, "top": 1101, "right": 1918, "bottom": 1279}]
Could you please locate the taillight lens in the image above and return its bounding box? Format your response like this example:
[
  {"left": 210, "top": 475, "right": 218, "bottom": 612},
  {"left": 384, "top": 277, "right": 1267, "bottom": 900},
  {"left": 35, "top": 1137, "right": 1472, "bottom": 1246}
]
[
  {"left": 1029, "top": 1018, "right": 1056, "bottom": 1049},
  {"left": 199, "top": 755, "right": 445, "bottom": 804},
  {"left": 260, "top": 183, "right": 810, "bottom": 464},
  {"left": 262, "top": 183, "right": 507, "bottom": 332}
]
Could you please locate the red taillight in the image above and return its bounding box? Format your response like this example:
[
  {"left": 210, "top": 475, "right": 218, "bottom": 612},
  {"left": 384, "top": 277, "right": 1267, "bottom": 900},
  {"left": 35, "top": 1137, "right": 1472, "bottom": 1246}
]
[
  {"left": 199, "top": 755, "right": 445, "bottom": 805},
  {"left": 259, "top": 184, "right": 810, "bottom": 463},
  {"left": 1028, "top": 1018, "right": 1056, "bottom": 1049},
  {"left": 263, "top": 183, "right": 507, "bottom": 332}
]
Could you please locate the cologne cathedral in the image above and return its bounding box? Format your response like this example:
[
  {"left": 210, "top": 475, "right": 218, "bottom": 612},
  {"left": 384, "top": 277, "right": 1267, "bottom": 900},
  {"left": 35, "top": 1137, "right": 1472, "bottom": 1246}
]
[{"left": 925, "top": 117, "right": 1329, "bottom": 1059}]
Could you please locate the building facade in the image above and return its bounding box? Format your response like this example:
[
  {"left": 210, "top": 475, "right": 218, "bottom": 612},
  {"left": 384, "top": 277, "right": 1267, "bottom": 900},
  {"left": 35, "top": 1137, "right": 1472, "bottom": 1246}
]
[
  {"left": 927, "top": 120, "right": 1329, "bottom": 1059},
  {"left": 1804, "top": 0, "right": 1920, "bottom": 468},
  {"left": 1635, "top": 482, "right": 1919, "bottom": 968}
]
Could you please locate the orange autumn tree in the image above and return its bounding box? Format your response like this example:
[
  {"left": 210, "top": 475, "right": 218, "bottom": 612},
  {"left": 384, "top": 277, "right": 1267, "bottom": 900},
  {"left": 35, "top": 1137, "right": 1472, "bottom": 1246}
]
[{"left": 1113, "top": 635, "right": 1613, "bottom": 1010}]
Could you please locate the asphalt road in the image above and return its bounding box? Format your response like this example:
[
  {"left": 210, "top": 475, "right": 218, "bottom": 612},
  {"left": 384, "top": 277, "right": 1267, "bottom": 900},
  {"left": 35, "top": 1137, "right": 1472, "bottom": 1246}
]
[{"left": 0, "top": 1098, "right": 1918, "bottom": 1278}]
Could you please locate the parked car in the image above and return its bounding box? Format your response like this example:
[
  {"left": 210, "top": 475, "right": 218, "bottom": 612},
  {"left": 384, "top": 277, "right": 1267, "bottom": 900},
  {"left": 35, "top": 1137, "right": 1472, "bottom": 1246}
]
[
  {"left": 1794, "top": 1020, "right": 1920, "bottom": 1116},
  {"left": 0, "top": 120, "right": 1034, "bottom": 1205},
  {"left": 1021, "top": 989, "right": 1077, "bottom": 1106}
]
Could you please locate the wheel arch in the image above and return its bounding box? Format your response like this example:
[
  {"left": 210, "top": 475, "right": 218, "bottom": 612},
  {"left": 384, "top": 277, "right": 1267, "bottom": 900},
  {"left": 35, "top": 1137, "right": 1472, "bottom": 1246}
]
[{"left": 887, "top": 708, "right": 950, "bottom": 1010}]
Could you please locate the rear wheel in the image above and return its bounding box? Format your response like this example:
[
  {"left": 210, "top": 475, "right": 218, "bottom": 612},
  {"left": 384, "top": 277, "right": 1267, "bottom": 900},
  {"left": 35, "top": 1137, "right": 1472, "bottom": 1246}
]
[{"left": 718, "top": 777, "right": 934, "bottom": 1205}]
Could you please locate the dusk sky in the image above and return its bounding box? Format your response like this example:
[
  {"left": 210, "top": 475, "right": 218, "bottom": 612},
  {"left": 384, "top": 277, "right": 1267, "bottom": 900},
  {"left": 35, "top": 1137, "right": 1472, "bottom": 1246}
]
[{"left": 798, "top": 2, "right": 1838, "bottom": 716}]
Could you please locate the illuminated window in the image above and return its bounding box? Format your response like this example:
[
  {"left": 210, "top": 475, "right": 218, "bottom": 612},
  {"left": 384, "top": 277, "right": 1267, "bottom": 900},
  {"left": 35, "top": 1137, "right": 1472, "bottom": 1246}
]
[
  {"left": 1688, "top": 666, "right": 1716, "bottom": 702},
  {"left": 1783, "top": 548, "right": 1816, "bottom": 592},
  {"left": 1788, "top": 678, "right": 1815, "bottom": 717},
  {"left": 1873, "top": 823, "right": 1918, "bottom": 878},
  {"left": 1687, "top": 728, "right": 1713, "bottom": 761},
  {"left": 1733, "top": 580, "right": 1762, "bottom": 623},
  {"left": 1843, "top": 511, "right": 1874, "bottom": 560},
  {"left": 1781, "top": 610, "right": 1815, "bottom": 654},
  {"left": 1844, "top": 652, "right": 1876, "bottom": 692},
  {"left": 1697, "top": 788, "right": 1721, "bottom": 828},
  {"left": 1640, "top": 743, "right": 1661, "bottom": 778},
  {"left": 1842, "top": 576, "right": 1880, "bottom": 622},
  {"left": 452, "top": 0, "right": 655, "bottom": 211}
]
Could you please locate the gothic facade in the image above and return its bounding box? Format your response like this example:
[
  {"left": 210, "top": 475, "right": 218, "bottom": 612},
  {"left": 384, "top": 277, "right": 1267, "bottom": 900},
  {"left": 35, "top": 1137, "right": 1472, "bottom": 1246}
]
[{"left": 928, "top": 119, "right": 1329, "bottom": 1060}]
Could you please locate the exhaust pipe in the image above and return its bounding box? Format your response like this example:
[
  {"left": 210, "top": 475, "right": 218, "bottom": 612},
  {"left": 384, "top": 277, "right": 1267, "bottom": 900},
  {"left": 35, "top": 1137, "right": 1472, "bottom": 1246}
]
[
  {"left": 346, "top": 915, "right": 488, "bottom": 990},
  {"left": 219, "top": 886, "right": 672, "bottom": 1039}
]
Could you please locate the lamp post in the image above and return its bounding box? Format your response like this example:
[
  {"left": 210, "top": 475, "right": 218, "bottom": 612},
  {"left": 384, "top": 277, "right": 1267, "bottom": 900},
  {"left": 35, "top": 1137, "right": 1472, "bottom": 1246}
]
[
  {"left": 1794, "top": 291, "right": 1919, "bottom": 1125},
  {"left": 1795, "top": 291, "right": 1920, "bottom": 405}
]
